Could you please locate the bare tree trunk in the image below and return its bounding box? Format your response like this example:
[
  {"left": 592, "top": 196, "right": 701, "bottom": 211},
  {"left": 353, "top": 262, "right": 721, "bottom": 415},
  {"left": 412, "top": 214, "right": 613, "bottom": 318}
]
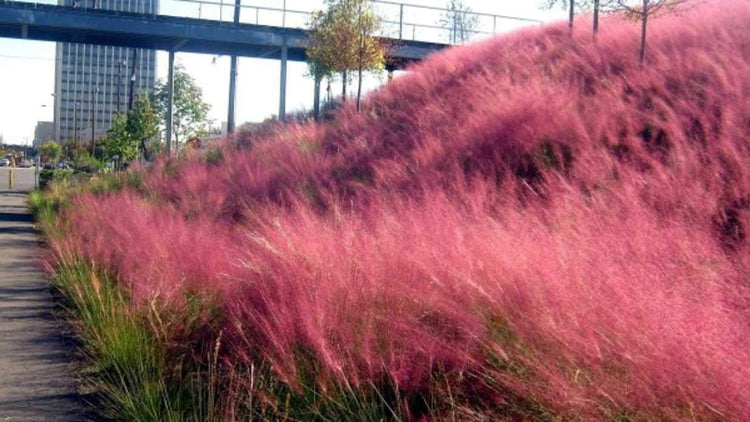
[
  {"left": 357, "top": 66, "right": 363, "bottom": 112},
  {"left": 593, "top": 0, "right": 600, "bottom": 36},
  {"left": 356, "top": 2, "right": 363, "bottom": 112},
  {"left": 640, "top": 0, "right": 649, "bottom": 64},
  {"left": 327, "top": 79, "right": 331, "bottom": 105},
  {"left": 342, "top": 70, "right": 348, "bottom": 102},
  {"left": 569, "top": 0, "right": 575, "bottom": 33}
]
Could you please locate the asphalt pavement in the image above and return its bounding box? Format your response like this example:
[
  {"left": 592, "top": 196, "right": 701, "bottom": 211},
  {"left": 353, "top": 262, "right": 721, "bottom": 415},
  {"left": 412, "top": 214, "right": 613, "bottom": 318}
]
[{"left": 0, "top": 167, "right": 88, "bottom": 421}]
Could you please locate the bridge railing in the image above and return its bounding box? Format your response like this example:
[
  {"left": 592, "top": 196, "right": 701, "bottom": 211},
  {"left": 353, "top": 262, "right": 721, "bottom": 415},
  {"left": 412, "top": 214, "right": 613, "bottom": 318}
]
[
  {"left": 162, "top": 0, "right": 542, "bottom": 45},
  {"left": 1, "top": 0, "right": 542, "bottom": 45}
]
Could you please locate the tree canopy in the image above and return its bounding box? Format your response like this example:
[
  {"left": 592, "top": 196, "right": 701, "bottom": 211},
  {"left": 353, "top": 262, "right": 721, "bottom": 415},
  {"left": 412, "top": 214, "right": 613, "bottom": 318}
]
[
  {"left": 543, "top": 0, "right": 619, "bottom": 35},
  {"left": 152, "top": 65, "right": 212, "bottom": 151},
  {"left": 40, "top": 140, "right": 62, "bottom": 163},
  {"left": 439, "top": 0, "right": 480, "bottom": 44},
  {"left": 613, "top": 0, "right": 692, "bottom": 62},
  {"left": 307, "top": 0, "right": 385, "bottom": 110},
  {"left": 103, "top": 93, "right": 159, "bottom": 162}
]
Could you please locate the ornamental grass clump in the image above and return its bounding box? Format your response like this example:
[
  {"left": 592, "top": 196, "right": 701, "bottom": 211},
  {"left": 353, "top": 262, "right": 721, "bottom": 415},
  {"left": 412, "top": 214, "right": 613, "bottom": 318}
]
[{"left": 40, "top": 1, "right": 750, "bottom": 419}]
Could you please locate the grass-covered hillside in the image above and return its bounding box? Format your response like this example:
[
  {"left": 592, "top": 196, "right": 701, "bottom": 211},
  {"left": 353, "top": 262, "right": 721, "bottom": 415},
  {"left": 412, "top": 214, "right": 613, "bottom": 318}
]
[{"left": 35, "top": 1, "right": 750, "bottom": 420}]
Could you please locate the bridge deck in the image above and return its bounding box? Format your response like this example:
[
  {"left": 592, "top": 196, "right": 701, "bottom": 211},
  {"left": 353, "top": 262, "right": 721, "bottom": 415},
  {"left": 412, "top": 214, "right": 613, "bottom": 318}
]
[{"left": 0, "top": 1, "right": 448, "bottom": 67}]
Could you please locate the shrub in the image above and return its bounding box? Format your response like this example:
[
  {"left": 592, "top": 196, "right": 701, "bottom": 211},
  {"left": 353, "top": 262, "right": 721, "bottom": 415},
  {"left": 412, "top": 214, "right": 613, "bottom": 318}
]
[{"left": 39, "top": 168, "right": 75, "bottom": 190}]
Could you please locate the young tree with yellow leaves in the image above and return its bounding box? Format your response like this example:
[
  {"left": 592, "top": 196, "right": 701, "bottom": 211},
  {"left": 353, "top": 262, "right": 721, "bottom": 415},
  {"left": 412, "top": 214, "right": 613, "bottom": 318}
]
[{"left": 307, "top": 0, "right": 385, "bottom": 112}]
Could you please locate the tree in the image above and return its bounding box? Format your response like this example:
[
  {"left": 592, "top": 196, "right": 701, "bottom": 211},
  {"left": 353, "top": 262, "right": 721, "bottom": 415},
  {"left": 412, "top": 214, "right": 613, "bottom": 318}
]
[
  {"left": 307, "top": 9, "right": 339, "bottom": 114},
  {"left": 152, "top": 65, "right": 212, "bottom": 152},
  {"left": 103, "top": 93, "right": 159, "bottom": 162},
  {"left": 543, "top": 0, "right": 577, "bottom": 33},
  {"left": 543, "top": 0, "right": 619, "bottom": 37},
  {"left": 352, "top": 0, "right": 385, "bottom": 111},
  {"left": 582, "top": 0, "right": 618, "bottom": 36},
  {"left": 40, "top": 140, "right": 62, "bottom": 164},
  {"left": 613, "top": 0, "right": 691, "bottom": 63},
  {"left": 592, "top": 0, "right": 606, "bottom": 34},
  {"left": 440, "top": 0, "right": 480, "bottom": 44},
  {"left": 307, "top": 0, "right": 385, "bottom": 110},
  {"left": 308, "top": 1, "right": 356, "bottom": 103}
]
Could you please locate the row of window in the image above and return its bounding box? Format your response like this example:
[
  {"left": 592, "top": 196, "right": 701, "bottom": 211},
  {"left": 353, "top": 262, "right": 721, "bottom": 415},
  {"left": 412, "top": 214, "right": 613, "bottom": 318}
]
[
  {"left": 60, "top": 98, "right": 132, "bottom": 105},
  {"left": 62, "top": 47, "right": 157, "bottom": 56},
  {"left": 61, "top": 109, "right": 121, "bottom": 116},
  {"left": 61, "top": 67, "right": 156, "bottom": 74},
  {"left": 61, "top": 117, "right": 120, "bottom": 124},
  {"left": 60, "top": 64, "right": 156, "bottom": 76},
  {"left": 59, "top": 86, "right": 154, "bottom": 96},
  {"left": 60, "top": 122, "right": 111, "bottom": 129},
  {"left": 60, "top": 70, "right": 156, "bottom": 77},
  {"left": 61, "top": 59, "right": 156, "bottom": 70},
  {"left": 61, "top": 56, "right": 157, "bottom": 66}
]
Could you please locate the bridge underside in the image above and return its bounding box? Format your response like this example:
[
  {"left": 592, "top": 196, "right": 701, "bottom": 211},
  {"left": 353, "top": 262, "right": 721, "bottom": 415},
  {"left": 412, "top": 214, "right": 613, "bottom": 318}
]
[{"left": 0, "top": 2, "right": 447, "bottom": 69}]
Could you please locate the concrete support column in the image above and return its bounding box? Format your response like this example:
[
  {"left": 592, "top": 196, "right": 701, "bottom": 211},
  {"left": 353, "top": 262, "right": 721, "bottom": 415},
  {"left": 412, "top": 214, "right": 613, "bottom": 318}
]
[
  {"left": 165, "top": 50, "right": 175, "bottom": 155},
  {"left": 279, "top": 38, "right": 288, "bottom": 122},
  {"left": 313, "top": 75, "right": 321, "bottom": 121},
  {"left": 227, "top": 0, "right": 241, "bottom": 134},
  {"left": 228, "top": 56, "right": 238, "bottom": 133}
]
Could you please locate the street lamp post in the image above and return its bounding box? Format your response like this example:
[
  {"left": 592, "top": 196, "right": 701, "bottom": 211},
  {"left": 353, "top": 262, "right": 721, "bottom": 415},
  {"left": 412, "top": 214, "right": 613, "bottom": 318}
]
[
  {"left": 91, "top": 86, "right": 99, "bottom": 155},
  {"left": 128, "top": 49, "right": 137, "bottom": 111},
  {"left": 74, "top": 101, "right": 81, "bottom": 158},
  {"left": 117, "top": 60, "right": 126, "bottom": 113}
]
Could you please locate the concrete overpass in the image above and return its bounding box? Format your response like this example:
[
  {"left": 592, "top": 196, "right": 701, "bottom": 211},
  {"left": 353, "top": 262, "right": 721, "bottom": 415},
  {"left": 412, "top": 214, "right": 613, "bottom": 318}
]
[
  {"left": 0, "top": 1, "right": 447, "bottom": 65},
  {"left": 0, "top": 0, "right": 540, "bottom": 152}
]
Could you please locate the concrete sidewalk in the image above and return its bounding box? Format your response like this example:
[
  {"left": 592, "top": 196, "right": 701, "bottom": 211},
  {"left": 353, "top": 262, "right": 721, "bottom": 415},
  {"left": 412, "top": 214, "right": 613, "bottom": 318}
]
[{"left": 0, "top": 168, "right": 87, "bottom": 421}]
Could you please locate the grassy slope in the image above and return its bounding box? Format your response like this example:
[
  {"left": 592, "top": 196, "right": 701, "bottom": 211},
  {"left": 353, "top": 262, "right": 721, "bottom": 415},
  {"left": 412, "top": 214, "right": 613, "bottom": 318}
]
[{"left": 36, "top": 1, "right": 750, "bottom": 420}]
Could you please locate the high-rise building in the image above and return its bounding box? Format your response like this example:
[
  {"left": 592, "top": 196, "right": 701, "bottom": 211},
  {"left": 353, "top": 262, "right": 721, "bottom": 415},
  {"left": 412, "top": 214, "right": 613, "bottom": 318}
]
[
  {"left": 33, "top": 121, "right": 55, "bottom": 149},
  {"left": 53, "top": 0, "right": 158, "bottom": 145}
]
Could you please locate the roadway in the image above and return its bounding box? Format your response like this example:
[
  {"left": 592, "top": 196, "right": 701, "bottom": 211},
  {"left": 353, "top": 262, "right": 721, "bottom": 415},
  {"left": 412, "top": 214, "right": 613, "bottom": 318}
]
[
  {"left": 0, "top": 167, "right": 88, "bottom": 421},
  {"left": 0, "top": 168, "right": 35, "bottom": 193}
]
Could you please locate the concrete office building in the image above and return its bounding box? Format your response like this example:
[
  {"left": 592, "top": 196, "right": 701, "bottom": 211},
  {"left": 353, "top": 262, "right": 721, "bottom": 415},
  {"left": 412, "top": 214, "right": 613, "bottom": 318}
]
[
  {"left": 53, "top": 0, "right": 158, "bottom": 145},
  {"left": 33, "top": 121, "right": 55, "bottom": 149}
]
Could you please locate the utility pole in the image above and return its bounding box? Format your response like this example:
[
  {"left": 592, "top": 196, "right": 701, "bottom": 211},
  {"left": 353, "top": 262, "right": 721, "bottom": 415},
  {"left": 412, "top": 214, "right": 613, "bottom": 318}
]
[{"left": 128, "top": 49, "right": 138, "bottom": 111}]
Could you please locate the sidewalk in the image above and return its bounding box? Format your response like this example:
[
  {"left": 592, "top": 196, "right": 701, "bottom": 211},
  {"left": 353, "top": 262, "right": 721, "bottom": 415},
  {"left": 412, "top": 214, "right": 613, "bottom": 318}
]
[{"left": 0, "top": 168, "right": 87, "bottom": 421}]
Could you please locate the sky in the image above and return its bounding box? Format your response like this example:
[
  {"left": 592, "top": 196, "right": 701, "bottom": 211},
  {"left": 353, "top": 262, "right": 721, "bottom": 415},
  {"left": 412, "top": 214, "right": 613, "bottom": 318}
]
[{"left": 0, "top": 0, "right": 567, "bottom": 145}]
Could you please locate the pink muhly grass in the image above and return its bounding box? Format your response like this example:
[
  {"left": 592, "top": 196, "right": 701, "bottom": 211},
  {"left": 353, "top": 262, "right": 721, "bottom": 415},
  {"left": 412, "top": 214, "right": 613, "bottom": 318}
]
[
  {"left": 47, "top": 0, "right": 750, "bottom": 418},
  {"left": 57, "top": 192, "right": 239, "bottom": 306}
]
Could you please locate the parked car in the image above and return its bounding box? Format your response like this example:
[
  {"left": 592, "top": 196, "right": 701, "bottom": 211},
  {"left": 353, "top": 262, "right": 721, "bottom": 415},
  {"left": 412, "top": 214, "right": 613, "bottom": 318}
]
[
  {"left": 0, "top": 158, "right": 10, "bottom": 167},
  {"left": 18, "top": 160, "right": 33, "bottom": 168}
]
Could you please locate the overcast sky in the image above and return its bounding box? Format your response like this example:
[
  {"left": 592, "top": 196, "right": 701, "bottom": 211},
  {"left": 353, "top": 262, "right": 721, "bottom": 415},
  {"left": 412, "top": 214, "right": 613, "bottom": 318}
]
[{"left": 0, "top": 0, "right": 567, "bottom": 145}]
